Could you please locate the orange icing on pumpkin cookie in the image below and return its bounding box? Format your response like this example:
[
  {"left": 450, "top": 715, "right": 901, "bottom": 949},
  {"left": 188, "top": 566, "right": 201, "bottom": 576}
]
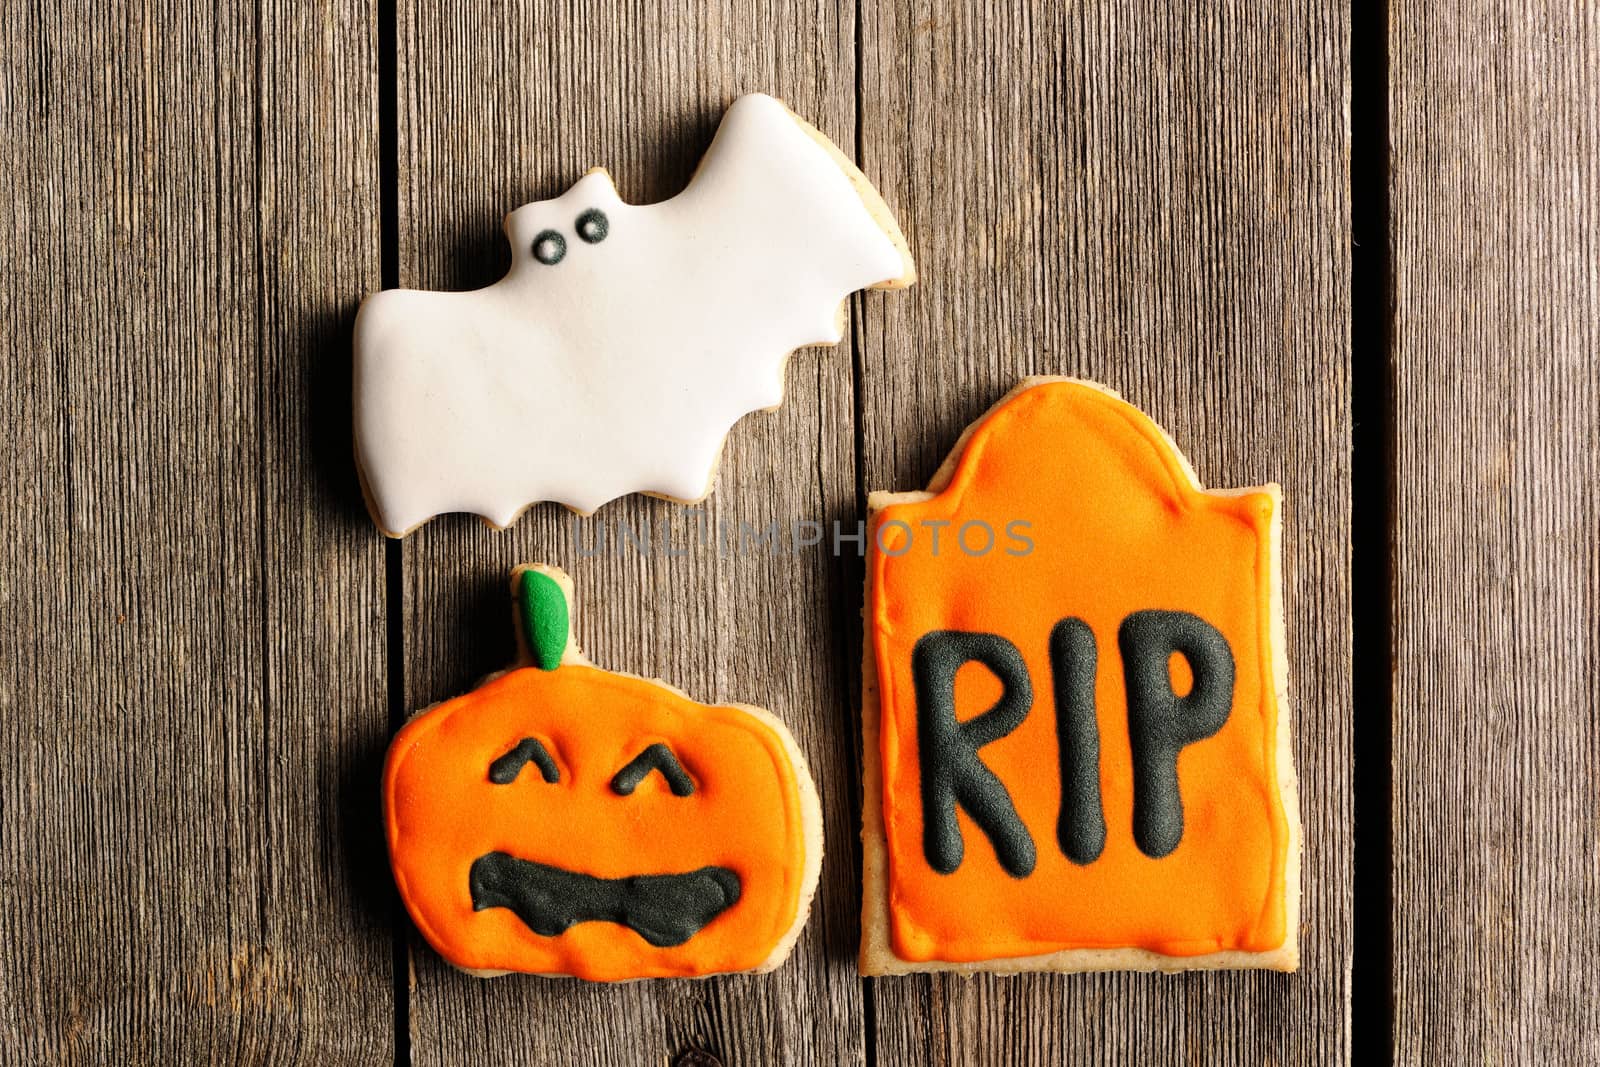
[
  {"left": 384, "top": 567, "right": 819, "bottom": 981},
  {"left": 869, "top": 379, "right": 1292, "bottom": 963}
]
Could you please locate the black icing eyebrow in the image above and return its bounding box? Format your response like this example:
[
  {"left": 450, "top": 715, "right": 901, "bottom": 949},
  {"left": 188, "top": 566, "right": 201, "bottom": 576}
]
[
  {"left": 489, "top": 738, "right": 560, "bottom": 785},
  {"left": 610, "top": 743, "right": 694, "bottom": 797}
]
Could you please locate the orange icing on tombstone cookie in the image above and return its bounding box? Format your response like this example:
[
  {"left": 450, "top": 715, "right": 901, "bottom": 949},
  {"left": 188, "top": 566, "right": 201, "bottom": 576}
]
[
  {"left": 869, "top": 380, "right": 1290, "bottom": 963},
  {"left": 384, "top": 568, "right": 816, "bottom": 981}
]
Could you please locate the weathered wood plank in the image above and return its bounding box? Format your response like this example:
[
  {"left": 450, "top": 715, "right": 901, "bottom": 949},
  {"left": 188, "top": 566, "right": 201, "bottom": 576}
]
[
  {"left": 0, "top": 2, "right": 393, "bottom": 1062},
  {"left": 1389, "top": 5, "right": 1600, "bottom": 1061},
  {"left": 394, "top": 4, "right": 871, "bottom": 1063},
  {"left": 857, "top": 3, "right": 1351, "bottom": 1063}
]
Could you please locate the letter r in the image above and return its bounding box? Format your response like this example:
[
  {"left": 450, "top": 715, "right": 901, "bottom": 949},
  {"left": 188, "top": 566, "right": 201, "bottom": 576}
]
[{"left": 911, "top": 631, "right": 1037, "bottom": 877}]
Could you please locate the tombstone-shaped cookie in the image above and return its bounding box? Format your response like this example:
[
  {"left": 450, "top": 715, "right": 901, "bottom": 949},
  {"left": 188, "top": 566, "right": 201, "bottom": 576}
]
[
  {"left": 355, "top": 93, "right": 915, "bottom": 536},
  {"left": 384, "top": 566, "right": 823, "bottom": 980},
  {"left": 859, "top": 378, "right": 1299, "bottom": 974}
]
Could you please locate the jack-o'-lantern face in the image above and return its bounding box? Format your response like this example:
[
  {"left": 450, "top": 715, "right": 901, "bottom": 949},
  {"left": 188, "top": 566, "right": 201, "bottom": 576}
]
[{"left": 383, "top": 567, "right": 820, "bottom": 982}]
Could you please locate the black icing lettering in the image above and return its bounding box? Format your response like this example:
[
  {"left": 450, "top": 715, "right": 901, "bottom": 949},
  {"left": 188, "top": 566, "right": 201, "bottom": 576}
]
[
  {"left": 912, "top": 631, "right": 1037, "bottom": 877},
  {"left": 1050, "top": 618, "right": 1106, "bottom": 865},
  {"left": 1119, "top": 610, "right": 1235, "bottom": 858},
  {"left": 611, "top": 742, "right": 695, "bottom": 797},
  {"left": 532, "top": 229, "right": 567, "bottom": 265},
  {"left": 575, "top": 208, "right": 609, "bottom": 244},
  {"left": 469, "top": 852, "right": 739, "bottom": 947},
  {"left": 489, "top": 737, "right": 560, "bottom": 785}
]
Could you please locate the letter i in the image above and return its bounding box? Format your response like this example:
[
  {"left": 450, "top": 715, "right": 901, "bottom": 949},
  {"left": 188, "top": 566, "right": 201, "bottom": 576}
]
[{"left": 1050, "top": 618, "right": 1106, "bottom": 864}]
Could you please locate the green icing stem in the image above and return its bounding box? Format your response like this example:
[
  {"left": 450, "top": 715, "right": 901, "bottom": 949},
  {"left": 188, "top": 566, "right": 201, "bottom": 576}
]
[{"left": 518, "top": 570, "right": 569, "bottom": 671}]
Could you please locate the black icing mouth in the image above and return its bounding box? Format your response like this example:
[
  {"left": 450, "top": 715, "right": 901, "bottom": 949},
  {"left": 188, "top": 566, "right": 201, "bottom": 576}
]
[{"left": 468, "top": 851, "right": 742, "bottom": 948}]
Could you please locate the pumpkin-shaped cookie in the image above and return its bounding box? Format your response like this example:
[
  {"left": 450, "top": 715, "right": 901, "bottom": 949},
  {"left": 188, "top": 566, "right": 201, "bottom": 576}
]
[{"left": 384, "top": 566, "right": 822, "bottom": 981}]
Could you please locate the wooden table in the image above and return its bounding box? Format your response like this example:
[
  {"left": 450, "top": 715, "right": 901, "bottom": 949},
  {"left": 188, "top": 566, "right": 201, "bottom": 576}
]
[{"left": 3, "top": 3, "right": 1595, "bottom": 1063}]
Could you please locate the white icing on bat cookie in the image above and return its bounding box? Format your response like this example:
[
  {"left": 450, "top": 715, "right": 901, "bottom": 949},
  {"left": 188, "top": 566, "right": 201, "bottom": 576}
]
[{"left": 354, "top": 93, "right": 914, "bottom": 536}]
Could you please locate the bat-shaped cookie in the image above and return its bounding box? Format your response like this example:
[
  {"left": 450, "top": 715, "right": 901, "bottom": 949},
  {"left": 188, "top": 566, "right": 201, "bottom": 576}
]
[{"left": 354, "top": 93, "right": 915, "bottom": 537}]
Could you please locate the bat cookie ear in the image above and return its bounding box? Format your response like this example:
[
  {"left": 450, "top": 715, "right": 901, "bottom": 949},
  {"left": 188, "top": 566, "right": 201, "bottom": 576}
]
[
  {"left": 577, "top": 166, "right": 620, "bottom": 197},
  {"left": 566, "top": 168, "right": 625, "bottom": 218}
]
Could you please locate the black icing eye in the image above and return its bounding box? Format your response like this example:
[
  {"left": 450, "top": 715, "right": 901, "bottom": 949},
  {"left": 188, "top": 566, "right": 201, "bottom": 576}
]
[
  {"left": 574, "top": 208, "right": 609, "bottom": 245},
  {"left": 489, "top": 738, "right": 560, "bottom": 784},
  {"left": 531, "top": 230, "right": 567, "bottom": 265},
  {"left": 610, "top": 743, "right": 694, "bottom": 797}
]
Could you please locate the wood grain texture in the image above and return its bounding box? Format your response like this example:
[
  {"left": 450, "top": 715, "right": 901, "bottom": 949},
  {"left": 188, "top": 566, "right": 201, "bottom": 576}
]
[
  {"left": 393, "top": 3, "right": 873, "bottom": 1064},
  {"left": 857, "top": 3, "right": 1351, "bottom": 1063},
  {"left": 1390, "top": 4, "right": 1600, "bottom": 1062},
  {"left": 0, "top": 2, "right": 393, "bottom": 1063}
]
